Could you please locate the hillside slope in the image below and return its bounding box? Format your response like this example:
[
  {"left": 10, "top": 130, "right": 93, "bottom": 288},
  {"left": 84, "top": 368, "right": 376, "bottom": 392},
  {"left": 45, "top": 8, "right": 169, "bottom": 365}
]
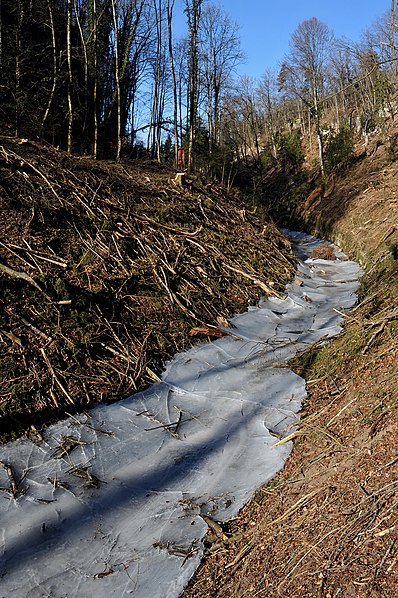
[
  {"left": 185, "top": 144, "right": 398, "bottom": 596},
  {"left": 0, "top": 137, "right": 296, "bottom": 441},
  {"left": 1, "top": 135, "right": 397, "bottom": 597}
]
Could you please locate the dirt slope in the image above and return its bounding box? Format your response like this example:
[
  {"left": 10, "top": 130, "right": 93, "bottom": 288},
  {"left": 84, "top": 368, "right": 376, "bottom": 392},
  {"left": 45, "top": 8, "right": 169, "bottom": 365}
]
[
  {"left": 0, "top": 137, "right": 296, "bottom": 441},
  {"left": 1, "top": 135, "right": 397, "bottom": 597},
  {"left": 185, "top": 145, "right": 398, "bottom": 597}
]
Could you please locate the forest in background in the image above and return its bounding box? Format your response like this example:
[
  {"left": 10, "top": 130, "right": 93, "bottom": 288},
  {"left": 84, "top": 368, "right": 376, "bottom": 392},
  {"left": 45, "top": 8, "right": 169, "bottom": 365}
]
[
  {"left": 2, "top": 3, "right": 398, "bottom": 593},
  {"left": 1, "top": 0, "right": 398, "bottom": 190}
]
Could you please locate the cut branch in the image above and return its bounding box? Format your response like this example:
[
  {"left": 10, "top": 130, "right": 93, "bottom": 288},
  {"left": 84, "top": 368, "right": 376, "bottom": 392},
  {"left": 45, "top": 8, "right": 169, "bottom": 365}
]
[{"left": 0, "top": 262, "right": 52, "bottom": 301}]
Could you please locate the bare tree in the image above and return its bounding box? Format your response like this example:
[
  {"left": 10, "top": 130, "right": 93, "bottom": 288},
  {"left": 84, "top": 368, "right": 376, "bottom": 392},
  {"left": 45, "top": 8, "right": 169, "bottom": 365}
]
[
  {"left": 199, "top": 4, "right": 242, "bottom": 157},
  {"left": 110, "top": 0, "right": 122, "bottom": 159},
  {"left": 391, "top": 0, "right": 397, "bottom": 76},
  {"left": 284, "top": 17, "right": 334, "bottom": 173},
  {"left": 41, "top": 0, "right": 58, "bottom": 131},
  {"left": 167, "top": 0, "right": 179, "bottom": 167},
  {"left": 222, "top": 77, "right": 262, "bottom": 165},
  {"left": 148, "top": 0, "right": 168, "bottom": 161},
  {"left": 109, "top": 0, "right": 146, "bottom": 160},
  {"left": 328, "top": 44, "right": 357, "bottom": 129},
  {"left": 67, "top": 0, "right": 73, "bottom": 153},
  {"left": 0, "top": 0, "right": 2, "bottom": 70},
  {"left": 257, "top": 70, "right": 278, "bottom": 160},
  {"left": 185, "top": 0, "right": 203, "bottom": 171},
  {"left": 93, "top": 0, "right": 98, "bottom": 158}
]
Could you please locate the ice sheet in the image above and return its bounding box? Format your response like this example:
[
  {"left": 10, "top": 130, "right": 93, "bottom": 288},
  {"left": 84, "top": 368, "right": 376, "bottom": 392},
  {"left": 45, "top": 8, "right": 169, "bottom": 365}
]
[{"left": 0, "top": 232, "right": 362, "bottom": 597}]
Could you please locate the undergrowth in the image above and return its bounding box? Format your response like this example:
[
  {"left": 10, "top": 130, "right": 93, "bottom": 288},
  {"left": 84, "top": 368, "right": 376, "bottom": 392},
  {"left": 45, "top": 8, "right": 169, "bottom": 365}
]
[
  {"left": 0, "top": 138, "right": 297, "bottom": 442},
  {"left": 291, "top": 253, "right": 398, "bottom": 385}
]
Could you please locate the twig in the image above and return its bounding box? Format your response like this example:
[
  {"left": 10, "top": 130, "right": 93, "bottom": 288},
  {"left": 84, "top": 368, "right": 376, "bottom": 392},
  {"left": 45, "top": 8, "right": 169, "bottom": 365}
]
[
  {"left": 201, "top": 515, "right": 228, "bottom": 541},
  {"left": 100, "top": 342, "right": 136, "bottom": 364},
  {"left": 0, "top": 146, "right": 61, "bottom": 201},
  {"left": 362, "top": 321, "right": 387, "bottom": 355},
  {"left": 0, "top": 240, "right": 40, "bottom": 271},
  {"left": 272, "top": 431, "right": 302, "bottom": 447},
  {"left": 52, "top": 435, "right": 89, "bottom": 459},
  {"left": 0, "top": 262, "right": 52, "bottom": 301},
  {"left": 14, "top": 313, "right": 54, "bottom": 344},
  {"left": 40, "top": 348, "right": 74, "bottom": 405},
  {"left": 333, "top": 307, "right": 362, "bottom": 325},
  {"left": 223, "top": 262, "right": 282, "bottom": 298},
  {"left": 25, "top": 252, "right": 68, "bottom": 268},
  {"left": 224, "top": 540, "right": 254, "bottom": 570},
  {"left": 174, "top": 410, "right": 183, "bottom": 435},
  {"left": 267, "top": 490, "right": 320, "bottom": 527},
  {"left": 144, "top": 418, "right": 190, "bottom": 432},
  {"left": 350, "top": 291, "right": 379, "bottom": 313},
  {"left": 373, "top": 540, "right": 396, "bottom": 582},
  {"left": 0, "top": 461, "right": 20, "bottom": 497},
  {"left": 0, "top": 329, "right": 23, "bottom": 347},
  {"left": 326, "top": 396, "right": 358, "bottom": 428},
  {"left": 282, "top": 527, "right": 341, "bottom": 584},
  {"left": 134, "top": 214, "right": 203, "bottom": 237}
]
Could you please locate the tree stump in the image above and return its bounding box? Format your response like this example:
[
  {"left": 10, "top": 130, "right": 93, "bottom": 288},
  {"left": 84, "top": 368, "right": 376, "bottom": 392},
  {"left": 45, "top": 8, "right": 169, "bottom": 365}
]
[{"left": 175, "top": 172, "right": 186, "bottom": 187}]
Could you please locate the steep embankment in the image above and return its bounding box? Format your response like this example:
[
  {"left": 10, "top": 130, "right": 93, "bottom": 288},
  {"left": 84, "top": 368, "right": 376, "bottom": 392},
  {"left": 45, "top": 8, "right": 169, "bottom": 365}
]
[
  {"left": 0, "top": 138, "right": 296, "bottom": 442},
  {"left": 185, "top": 146, "right": 398, "bottom": 596}
]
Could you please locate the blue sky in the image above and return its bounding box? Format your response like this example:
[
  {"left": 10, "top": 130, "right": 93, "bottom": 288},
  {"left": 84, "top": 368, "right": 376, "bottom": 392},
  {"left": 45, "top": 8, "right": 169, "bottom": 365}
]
[
  {"left": 220, "top": 0, "right": 387, "bottom": 78},
  {"left": 176, "top": 0, "right": 389, "bottom": 80}
]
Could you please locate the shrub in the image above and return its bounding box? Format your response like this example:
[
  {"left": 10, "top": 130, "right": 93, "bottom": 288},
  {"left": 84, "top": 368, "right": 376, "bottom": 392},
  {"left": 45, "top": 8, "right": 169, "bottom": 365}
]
[
  {"left": 387, "top": 135, "right": 398, "bottom": 162},
  {"left": 324, "top": 127, "right": 354, "bottom": 174},
  {"left": 386, "top": 240, "right": 398, "bottom": 260},
  {"left": 276, "top": 131, "right": 304, "bottom": 169}
]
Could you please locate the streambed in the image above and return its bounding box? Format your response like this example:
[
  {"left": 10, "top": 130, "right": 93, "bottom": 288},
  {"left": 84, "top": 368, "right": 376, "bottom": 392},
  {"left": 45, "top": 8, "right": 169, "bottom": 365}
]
[{"left": 0, "top": 232, "right": 362, "bottom": 597}]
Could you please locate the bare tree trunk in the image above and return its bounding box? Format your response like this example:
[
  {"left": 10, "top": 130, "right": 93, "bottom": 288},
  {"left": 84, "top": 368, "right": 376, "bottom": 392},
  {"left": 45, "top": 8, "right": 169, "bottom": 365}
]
[
  {"left": 207, "top": 80, "right": 214, "bottom": 159},
  {"left": 147, "top": 88, "right": 157, "bottom": 154},
  {"left": 107, "top": 0, "right": 145, "bottom": 158},
  {"left": 185, "top": 0, "right": 202, "bottom": 171},
  {"left": 111, "top": 0, "right": 121, "bottom": 161},
  {"left": 157, "top": 83, "right": 166, "bottom": 161},
  {"left": 392, "top": 0, "right": 397, "bottom": 77},
  {"left": 268, "top": 99, "right": 277, "bottom": 159},
  {"left": 313, "top": 83, "right": 324, "bottom": 174},
  {"left": 67, "top": 0, "right": 73, "bottom": 153},
  {"left": 249, "top": 99, "right": 261, "bottom": 163},
  {"left": 41, "top": 0, "right": 57, "bottom": 131},
  {"left": 297, "top": 98, "right": 305, "bottom": 137},
  {"left": 0, "top": 0, "right": 2, "bottom": 71},
  {"left": 334, "top": 93, "right": 340, "bottom": 131},
  {"left": 167, "top": 0, "right": 179, "bottom": 168},
  {"left": 93, "top": 0, "right": 98, "bottom": 158},
  {"left": 74, "top": 0, "right": 89, "bottom": 141},
  {"left": 15, "top": 6, "right": 21, "bottom": 136},
  {"left": 149, "top": 0, "right": 163, "bottom": 161}
]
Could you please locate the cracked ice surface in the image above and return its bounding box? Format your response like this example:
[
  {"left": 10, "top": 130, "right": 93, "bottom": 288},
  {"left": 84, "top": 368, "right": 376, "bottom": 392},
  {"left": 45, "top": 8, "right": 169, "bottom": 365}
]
[{"left": 0, "top": 232, "right": 362, "bottom": 597}]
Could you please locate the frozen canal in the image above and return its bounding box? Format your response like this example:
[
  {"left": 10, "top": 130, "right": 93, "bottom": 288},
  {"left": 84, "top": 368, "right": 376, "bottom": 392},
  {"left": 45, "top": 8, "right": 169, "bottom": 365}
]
[{"left": 0, "top": 232, "right": 362, "bottom": 597}]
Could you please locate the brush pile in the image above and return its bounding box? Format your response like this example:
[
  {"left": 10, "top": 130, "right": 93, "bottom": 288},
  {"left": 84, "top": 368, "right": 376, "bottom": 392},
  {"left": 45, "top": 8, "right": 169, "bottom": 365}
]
[{"left": 0, "top": 138, "right": 296, "bottom": 440}]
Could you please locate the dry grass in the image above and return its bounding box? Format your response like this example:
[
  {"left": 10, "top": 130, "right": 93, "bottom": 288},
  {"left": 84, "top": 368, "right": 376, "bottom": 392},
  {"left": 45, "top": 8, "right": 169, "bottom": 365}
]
[
  {"left": 0, "top": 137, "right": 296, "bottom": 441},
  {"left": 185, "top": 337, "right": 398, "bottom": 598},
  {"left": 184, "top": 141, "right": 398, "bottom": 598},
  {"left": 311, "top": 244, "right": 336, "bottom": 260}
]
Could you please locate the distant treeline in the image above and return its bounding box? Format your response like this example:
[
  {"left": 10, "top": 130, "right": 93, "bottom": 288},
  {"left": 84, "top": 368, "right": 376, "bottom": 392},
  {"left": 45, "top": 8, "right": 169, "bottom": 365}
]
[{"left": 0, "top": 1, "right": 397, "bottom": 175}]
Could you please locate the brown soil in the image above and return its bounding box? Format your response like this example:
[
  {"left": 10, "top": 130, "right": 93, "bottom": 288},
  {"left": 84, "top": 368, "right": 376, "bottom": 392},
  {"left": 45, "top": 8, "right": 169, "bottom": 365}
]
[
  {"left": 184, "top": 143, "right": 398, "bottom": 597},
  {"left": 0, "top": 137, "right": 296, "bottom": 441},
  {"left": 1, "top": 134, "right": 397, "bottom": 598}
]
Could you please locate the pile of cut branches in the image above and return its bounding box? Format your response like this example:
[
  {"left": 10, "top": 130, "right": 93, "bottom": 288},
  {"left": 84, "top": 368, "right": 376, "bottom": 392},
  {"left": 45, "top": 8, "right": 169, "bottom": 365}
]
[{"left": 0, "top": 138, "right": 296, "bottom": 440}]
